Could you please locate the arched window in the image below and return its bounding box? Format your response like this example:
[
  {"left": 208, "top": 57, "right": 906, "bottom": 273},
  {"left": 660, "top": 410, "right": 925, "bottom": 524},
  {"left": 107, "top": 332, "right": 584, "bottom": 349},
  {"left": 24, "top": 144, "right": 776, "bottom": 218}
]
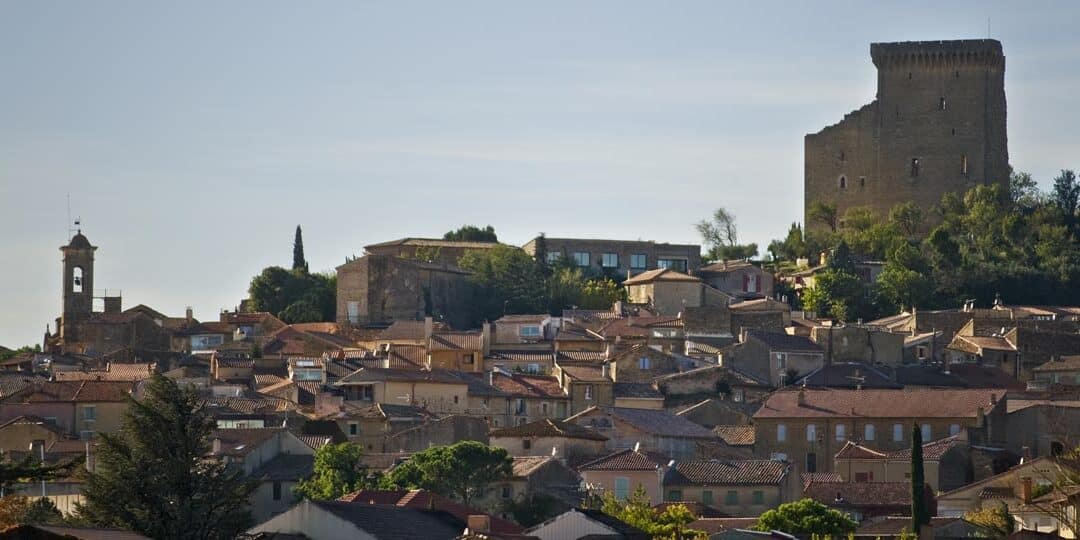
[
  {"left": 839, "top": 176, "right": 847, "bottom": 189},
  {"left": 73, "top": 267, "right": 84, "bottom": 293},
  {"left": 911, "top": 158, "right": 921, "bottom": 178}
]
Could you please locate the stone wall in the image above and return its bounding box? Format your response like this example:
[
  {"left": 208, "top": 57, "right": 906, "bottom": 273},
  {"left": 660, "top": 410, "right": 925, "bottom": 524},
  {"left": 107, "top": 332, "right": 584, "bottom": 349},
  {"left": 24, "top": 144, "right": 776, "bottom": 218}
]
[
  {"left": 806, "top": 40, "right": 1008, "bottom": 233},
  {"left": 336, "top": 254, "right": 475, "bottom": 329}
]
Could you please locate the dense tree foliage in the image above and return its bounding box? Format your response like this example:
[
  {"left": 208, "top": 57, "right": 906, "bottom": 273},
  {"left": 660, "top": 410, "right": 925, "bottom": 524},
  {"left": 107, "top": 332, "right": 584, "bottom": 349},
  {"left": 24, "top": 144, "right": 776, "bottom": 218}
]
[
  {"left": 295, "top": 442, "right": 374, "bottom": 501},
  {"left": 599, "top": 487, "right": 705, "bottom": 539},
  {"left": 501, "top": 493, "right": 563, "bottom": 528},
  {"left": 755, "top": 498, "right": 857, "bottom": 537},
  {"left": 444, "top": 225, "right": 498, "bottom": 242},
  {"left": 0, "top": 453, "right": 80, "bottom": 495},
  {"left": 965, "top": 502, "right": 1014, "bottom": 540},
  {"left": 380, "top": 441, "right": 511, "bottom": 507},
  {"left": 459, "top": 245, "right": 549, "bottom": 322},
  {"left": 77, "top": 374, "right": 255, "bottom": 540},
  {"left": 697, "top": 207, "right": 758, "bottom": 261},
  {"left": 783, "top": 168, "right": 1080, "bottom": 320},
  {"left": 248, "top": 266, "right": 335, "bottom": 323},
  {"left": 0, "top": 344, "right": 40, "bottom": 362}
]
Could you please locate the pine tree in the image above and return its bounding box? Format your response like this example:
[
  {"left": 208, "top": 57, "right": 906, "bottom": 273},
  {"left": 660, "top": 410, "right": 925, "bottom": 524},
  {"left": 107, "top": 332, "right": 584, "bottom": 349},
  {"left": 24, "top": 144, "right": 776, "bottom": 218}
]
[
  {"left": 293, "top": 225, "right": 308, "bottom": 272},
  {"left": 911, "top": 423, "right": 928, "bottom": 534},
  {"left": 76, "top": 374, "right": 255, "bottom": 540}
]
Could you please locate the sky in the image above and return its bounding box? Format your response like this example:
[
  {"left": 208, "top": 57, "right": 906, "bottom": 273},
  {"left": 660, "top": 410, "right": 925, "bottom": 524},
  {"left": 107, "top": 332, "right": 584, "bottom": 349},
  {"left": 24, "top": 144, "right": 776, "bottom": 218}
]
[{"left": 2, "top": 1, "right": 1079, "bottom": 347}]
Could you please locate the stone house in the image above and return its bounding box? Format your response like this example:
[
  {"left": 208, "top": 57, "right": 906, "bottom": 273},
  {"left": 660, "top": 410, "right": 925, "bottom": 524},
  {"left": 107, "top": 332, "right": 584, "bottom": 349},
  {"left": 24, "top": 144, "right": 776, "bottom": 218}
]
[
  {"left": 608, "top": 344, "right": 682, "bottom": 384},
  {"left": 489, "top": 418, "right": 609, "bottom": 461},
  {"left": 363, "top": 237, "right": 500, "bottom": 266},
  {"left": 728, "top": 298, "right": 791, "bottom": 330},
  {"left": 568, "top": 406, "right": 716, "bottom": 460},
  {"left": 484, "top": 348, "right": 555, "bottom": 376},
  {"left": 553, "top": 363, "right": 615, "bottom": 415},
  {"left": 698, "top": 261, "right": 775, "bottom": 300},
  {"left": 553, "top": 320, "right": 608, "bottom": 354},
  {"left": 210, "top": 427, "right": 315, "bottom": 523},
  {"left": 623, "top": 269, "right": 708, "bottom": 317},
  {"left": 333, "top": 367, "right": 470, "bottom": 416},
  {"left": 809, "top": 325, "right": 904, "bottom": 366},
  {"left": 1032, "top": 356, "right": 1080, "bottom": 385},
  {"left": 485, "top": 370, "right": 570, "bottom": 427},
  {"left": 476, "top": 456, "right": 583, "bottom": 517},
  {"left": 675, "top": 399, "right": 761, "bottom": 429},
  {"left": 936, "top": 458, "right": 1060, "bottom": 517},
  {"left": 522, "top": 236, "right": 701, "bottom": 278},
  {"left": 335, "top": 254, "right": 475, "bottom": 330},
  {"left": 493, "top": 315, "right": 556, "bottom": 344},
  {"left": 804, "top": 480, "right": 932, "bottom": 522},
  {"left": 382, "top": 415, "right": 490, "bottom": 453},
  {"left": 833, "top": 436, "right": 972, "bottom": 492},
  {"left": 613, "top": 383, "right": 665, "bottom": 410},
  {"left": 752, "top": 387, "right": 1008, "bottom": 475},
  {"left": 655, "top": 364, "right": 771, "bottom": 402},
  {"left": 261, "top": 324, "right": 356, "bottom": 359},
  {"left": 596, "top": 317, "right": 685, "bottom": 354},
  {"left": 721, "top": 330, "right": 825, "bottom": 387},
  {"left": 578, "top": 447, "right": 671, "bottom": 505},
  {"left": 1007, "top": 401, "right": 1080, "bottom": 459},
  {"left": 428, "top": 331, "right": 484, "bottom": 372},
  {"left": 0, "top": 415, "right": 70, "bottom": 455},
  {"left": 0, "top": 380, "right": 134, "bottom": 440},
  {"left": 661, "top": 459, "right": 794, "bottom": 516},
  {"left": 309, "top": 400, "right": 435, "bottom": 453}
]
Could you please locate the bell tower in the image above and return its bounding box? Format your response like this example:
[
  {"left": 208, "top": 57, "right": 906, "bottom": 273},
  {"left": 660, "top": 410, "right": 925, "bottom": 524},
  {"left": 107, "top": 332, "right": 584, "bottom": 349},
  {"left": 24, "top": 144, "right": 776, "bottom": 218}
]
[{"left": 60, "top": 230, "right": 96, "bottom": 346}]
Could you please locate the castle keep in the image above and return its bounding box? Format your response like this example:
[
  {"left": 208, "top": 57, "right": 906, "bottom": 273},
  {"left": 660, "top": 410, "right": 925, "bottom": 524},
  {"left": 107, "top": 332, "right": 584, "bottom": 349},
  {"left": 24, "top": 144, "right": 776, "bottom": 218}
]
[{"left": 805, "top": 39, "right": 1009, "bottom": 232}]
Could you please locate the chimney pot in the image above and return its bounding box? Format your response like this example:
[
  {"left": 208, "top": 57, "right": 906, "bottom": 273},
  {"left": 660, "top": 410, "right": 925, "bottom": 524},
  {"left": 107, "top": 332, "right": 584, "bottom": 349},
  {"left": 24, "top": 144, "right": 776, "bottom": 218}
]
[
  {"left": 467, "top": 515, "right": 491, "bottom": 534},
  {"left": 1021, "top": 477, "right": 1032, "bottom": 504}
]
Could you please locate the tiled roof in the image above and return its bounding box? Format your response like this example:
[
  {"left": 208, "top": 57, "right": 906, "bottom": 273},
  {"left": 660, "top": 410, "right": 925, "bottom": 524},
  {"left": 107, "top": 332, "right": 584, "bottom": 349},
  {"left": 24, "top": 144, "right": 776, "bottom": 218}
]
[
  {"left": 558, "top": 364, "right": 610, "bottom": 383},
  {"left": 0, "top": 375, "right": 38, "bottom": 399},
  {"left": 487, "top": 350, "right": 555, "bottom": 363},
  {"left": 951, "top": 334, "right": 1016, "bottom": 353},
  {"left": 19, "top": 380, "right": 134, "bottom": 403},
  {"left": 496, "top": 314, "right": 549, "bottom": 324},
  {"left": 753, "top": 387, "right": 1002, "bottom": 419},
  {"left": 1034, "top": 355, "right": 1080, "bottom": 372},
  {"left": 429, "top": 332, "right": 482, "bottom": 351},
  {"left": 335, "top": 490, "right": 522, "bottom": 535},
  {"left": 254, "top": 374, "right": 287, "bottom": 389},
  {"left": 797, "top": 363, "right": 902, "bottom": 389},
  {"left": 729, "top": 298, "right": 790, "bottom": 312},
  {"left": 713, "top": 425, "right": 755, "bottom": 446},
  {"left": 489, "top": 418, "right": 608, "bottom": 441},
  {"left": 0, "top": 415, "right": 68, "bottom": 435},
  {"left": 804, "top": 481, "right": 914, "bottom": 508},
  {"left": 554, "top": 321, "right": 605, "bottom": 342},
  {"left": 512, "top": 456, "right": 555, "bottom": 477},
  {"left": 386, "top": 345, "right": 425, "bottom": 368},
  {"left": 887, "top": 435, "right": 964, "bottom": 460},
  {"left": 745, "top": 330, "right": 822, "bottom": 353},
  {"left": 378, "top": 320, "right": 447, "bottom": 340},
  {"left": 802, "top": 472, "right": 844, "bottom": 489},
  {"left": 252, "top": 453, "right": 314, "bottom": 481},
  {"left": 856, "top": 517, "right": 961, "bottom": 537},
  {"left": 622, "top": 268, "right": 702, "bottom": 285},
  {"left": 210, "top": 428, "right": 284, "bottom": 457},
  {"left": 298, "top": 435, "right": 333, "bottom": 450},
  {"left": 599, "top": 317, "right": 683, "bottom": 339},
  {"left": 490, "top": 373, "right": 566, "bottom": 399},
  {"left": 52, "top": 363, "right": 156, "bottom": 382},
  {"left": 656, "top": 364, "right": 770, "bottom": 387},
  {"left": 310, "top": 501, "right": 467, "bottom": 540},
  {"left": 979, "top": 487, "right": 1015, "bottom": 499},
  {"left": 578, "top": 448, "right": 667, "bottom": 471},
  {"left": 335, "top": 368, "right": 469, "bottom": 386},
  {"left": 665, "top": 459, "right": 788, "bottom": 486},
  {"left": 33, "top": 525, "right": 151, "bottom": 540},
  {"left": 604, "top": 407, "right": 716, "bottom": 439},
  {"left": 614, "top": 382, "right": 663, "bottom": 399},
  {"left": 699, "top": 260, "right": 757, "bottom": 273},
  {"left": 555, "top": 351, "right": 607, "bottom": 362}
]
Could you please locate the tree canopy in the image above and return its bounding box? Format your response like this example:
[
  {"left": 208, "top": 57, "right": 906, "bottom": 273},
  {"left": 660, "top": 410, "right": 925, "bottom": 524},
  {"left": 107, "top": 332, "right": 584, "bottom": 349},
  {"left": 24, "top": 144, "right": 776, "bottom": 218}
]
[
  {"left": 293, "top": 225, "right": 308, "bottom": 272},
  {"left": 380, "top": 441, "right": 512, "bottom": 507},
  {"left": 696, "top": 207, "right": 758, "bottom": 262},
  {"left": 755, "top": 498, "right": 857, "bottom": 537},
  {"left": 444, "top": 225, "right": 498, "bottom": 243},
  {"left": 76, "top": 374, "right": 255, "bottom": 540},
  {"left": 459, "top": 245, "right": 548, "bottom": 323},
  {"left": 295, "top": 442, "right": 374, "bottom": 501},
  {"left": 599, "top": 487, "right": 705, "bottom": 539}
]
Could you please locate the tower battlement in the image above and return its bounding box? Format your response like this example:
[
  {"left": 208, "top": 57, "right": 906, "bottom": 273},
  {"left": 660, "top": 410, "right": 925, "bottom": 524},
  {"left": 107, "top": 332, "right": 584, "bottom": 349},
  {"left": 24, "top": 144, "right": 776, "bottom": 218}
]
[{"left": 871, "top": 39, "right": 1004, "bottom": 68}]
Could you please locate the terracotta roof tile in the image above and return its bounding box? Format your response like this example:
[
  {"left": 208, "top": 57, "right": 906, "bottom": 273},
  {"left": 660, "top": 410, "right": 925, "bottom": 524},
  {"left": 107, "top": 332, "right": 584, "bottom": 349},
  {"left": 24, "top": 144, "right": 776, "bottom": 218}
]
[
  {"left": 713, "top": 425, "right": 755, "bottom": 446},
  {"left": 604, "top": 407, "right": 716, "bottom": 439},
  {"left": 489, "top": 418, "right": 608, "bottom": 441},
  {"left": 665, "top": 459, "right": 788, "bottom": 486},
  {"left": 558, "top": 364, "right": 610, "bottom": 383},
  {"left": 622, "top": 268, "right": 701, "bottom": 285},
  {"left": 746, "top": 330, "right": 822, "bottom": 353},
  {"left": 490, "top": 373, "right": 566, "bottom": 399},
  {"left": 378, "top": 320, "right": 448, "bottom": 340},
  {"left": 578, "top": 448, "right": 668, "bottom": 471},
  {"left": 614, "top": 382, "right": 663, "bottom": 399},
  {"left": 754, "top": 387, "right": 1002, "bottom": 419},
  {"left": 804, "top": 481, "right": 915, "bottom": 507},
  {"left": 429, "top": 332, "right": 482, "bottom": 351}
]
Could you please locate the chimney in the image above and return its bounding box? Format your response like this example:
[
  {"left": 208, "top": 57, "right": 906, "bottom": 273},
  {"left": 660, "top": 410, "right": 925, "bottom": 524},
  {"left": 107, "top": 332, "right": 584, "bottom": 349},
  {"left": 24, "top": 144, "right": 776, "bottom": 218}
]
[
  {"left": 1021, "top": 477, "right": 1032, "bottom": 504},
  {"left": 467, "top": 515, "right": 491, "bottom": 534},
  {"left": 797, "top": 387, "right": 807, "bottom": 407},
  {"left": 1021, "top": 446, "right": 1032, "bottom": 462},
  {"left": 185, "top": 306, "right": 193, "bottom": 323},
  {"left": 481, "top": 322, "right": 491, "bottom": 356},
  {"left": 424, "top": 316, "right": 433, "bottom": 341},
  {"left": 487, "top": 369, "right": 494, "bottom": 386},
  {"left": 601, "top": 362, "right": 609, "bottom": 380}
]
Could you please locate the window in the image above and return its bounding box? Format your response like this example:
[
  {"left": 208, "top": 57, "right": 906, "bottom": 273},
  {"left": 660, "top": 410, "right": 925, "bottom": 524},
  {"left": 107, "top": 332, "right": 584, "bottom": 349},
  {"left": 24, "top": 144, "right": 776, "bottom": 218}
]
[
  {"left": 839, "top": 176, "right": 847, "bottom": 189},
  {"left": 835, "top": 424, "right": 846, "bottom": 442},
  {"left": 940, "top": 97, "right": 947, "bottom": 111},
  {"left": 911, "top": 158, "right": 920, "bottom": 177},
  {"left": 916, "top": 346, "right": 928, "bottom": 360},
  {"left": 354, "top": 385, "right": 374, "bottom": 401},
  {"left": 83, "top": 405, "right": 96, "bottom": 421},
  {"left": 630, "top": 254, "right": 647, "bottom": 269},
  {"left": 950, "top": 424, "right": 961, "bottom": 436},
  {"left": 859, "top": 176, "right": 866, "bottom": 188},
  {"left": 72, "top": 267, "right": 84, "bottom": 293},
  {"left": 733, "top": 389, "right": 744, "bottom": 402},
  {"left": 702, "top": 490, "right": 713, "bottom": 506},
  {"left": 584, "top": 385, "right": 594, "bottom": 401},
  {"left": 921, "top": 424, "right": 932, "bottom": 441},
  {"left": 546, "top": 251, "right": 562, "bottom": 265},
  {"left": 527, "top": 363, "right": 540, "bottom": 374},
  {"left": 752, "top": 491, "right": 765, "bottom": 505},
  {"left": 775, "top": 353, "right": 787, "bottom": 370},
  {"left": 893, "top": 424, "right": 904, "bottom": 442},
  {"left": 668, "top": 490, "right": 683, "bottom": 502},
  {"left": 347, "top": 301, "right": 360, "bottom": 324},
  {"left": 638, "top": 357, "right": 651, "bottom": 370},
  {"left": 961, "top": 155, "right": 969, "bottom": 175},
  {"left": 777, "top": 424, "right": 787, "bottom": 442},
  {"left": 515, "top": 398, "right": 526, "bottom": 415},
  {"left": 864, "top": 424, "right": 875, "bottom": 441},
  {"left": 523, "top": 439, "right": 532, "bottom": 450},
  {"left": 541, "top": 402, "right": 549, "bottom": 415},
  {"left": 273, "top": 481, "right": 282, "bottom": 501},
  {"left": 725, "top": 490, "right": 739, "bottom": 505},
  {"left": 601, "top": 253, "right": 619, "bottom": 268},
  {"left": 615, "top": 477, "right": 630, "bottom": 500},
  {"left": 657, "top": 259, "right": 687, "bottom": 272},
  {"left": 519, "top": 325, "right": 541, "bottom": 338},
  {"left": 806, "top": 424, "right": 817, "bottom": 442},
  {"left": 572, "top": 252, "right": 591, "bottom": 267},
  {"left": 745, "top": 274, "right": 759, "bottom": 293},
  {"left": 349, "top": 423, "right": 358, "bottom": 436},
  {"left": 501, "top": 485, "right": 512, "bottom": 499},
  {"left": 453, "top": 395, "right": 459, "bottom": 404},
  {"left": 806, "top": 453, "right": 817, "bottom": 473}
]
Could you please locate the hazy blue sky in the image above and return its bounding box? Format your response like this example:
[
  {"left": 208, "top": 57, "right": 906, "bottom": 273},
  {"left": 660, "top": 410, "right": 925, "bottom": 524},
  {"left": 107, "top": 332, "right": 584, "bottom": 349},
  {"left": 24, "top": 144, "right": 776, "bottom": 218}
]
[{"left": 2, "top": 1, "right": 1078, "bottom": 346}]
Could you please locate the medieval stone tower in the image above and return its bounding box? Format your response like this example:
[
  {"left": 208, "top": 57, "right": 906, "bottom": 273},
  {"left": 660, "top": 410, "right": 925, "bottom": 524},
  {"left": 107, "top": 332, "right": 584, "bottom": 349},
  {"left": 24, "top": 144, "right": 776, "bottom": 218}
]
[
  {"left": 60, "top": 231, "right": 96, "bottom": 345},
  {"left": 805, "top": 39, "right": 1009, "bottom": 232}
]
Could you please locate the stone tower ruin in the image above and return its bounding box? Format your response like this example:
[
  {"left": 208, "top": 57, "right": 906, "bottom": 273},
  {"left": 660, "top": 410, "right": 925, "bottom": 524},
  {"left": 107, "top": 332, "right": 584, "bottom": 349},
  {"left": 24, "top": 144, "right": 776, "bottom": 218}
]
[{"left": 804, "top": 39, "right": 1009, "bottom": 233}]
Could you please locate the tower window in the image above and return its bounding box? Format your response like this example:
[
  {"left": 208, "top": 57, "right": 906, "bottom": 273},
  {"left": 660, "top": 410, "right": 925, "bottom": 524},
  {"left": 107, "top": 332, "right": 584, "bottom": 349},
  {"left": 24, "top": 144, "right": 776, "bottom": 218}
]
[
  {"left": 839, "top": 151, "right": 846, "bottom": 162},
  {"left": 940, "top": 97, "right": 947, "bottom": 111},
  {"left": 859, "top": 176, "right": 866, "bottom": 188},
  {"left": 952, "top": 128, "right": 956, "bottom": 136},
  {"left": 911, "top": 158, "right": 920, "bottom": 178},
  {"left": 839, "top": 176, "right": 847, "bottom": 189},
  {"left": 908, "top": 72, "right": 912, "bottom": 80},
  {"left": 955, "top": 70, "right": 960, "bottom": 78},
  {"left": 961, "top": 155, "right": 969, "bottom": 175},
  {"left": 73, "top": 267, "right": 84, "bottom": 293},
  {"left": 895, "top": 106, "right": 901, "bottom": 119}
]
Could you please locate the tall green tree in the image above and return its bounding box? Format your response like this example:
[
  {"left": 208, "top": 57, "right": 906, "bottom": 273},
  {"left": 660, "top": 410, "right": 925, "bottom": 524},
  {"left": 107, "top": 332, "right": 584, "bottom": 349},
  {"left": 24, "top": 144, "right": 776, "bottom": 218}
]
[
  {"left": 381, "top": 441, "right": 512, "bottom": 507},
  {"left": 293, "top": 225, "right": 308, "bottom": 272},
  {"left": 76, "top": 374, "right": 255, "bottom": 540},
  {"left": 911, "top": 423, "right": 929, "bottom": 534},
  {"left": 459, "top": 245, "right": 547, "bottom": 323},
  {"left": 808, "top": 201, "right": 839, "bottom": 232},
  {"left": 295, "top": 442, "right": 372, "bottom": 501},
  {"left": 248, "top": 267, "right": 335, "bottom": 323},
  {"left": 755, "top": 498, "right": 857, "bottom": 537},
  {"left": 696, "top": 207, "right": 758, "bottom": 262},
  {"left": 0, "top": 454, "right": 80, "bottom": 496},
  {"left": 1053, "top": 169, "right": 1079, "bottom": 233},
  {"left": 444, "top": 225, "right": 498, "bottom": 242}
]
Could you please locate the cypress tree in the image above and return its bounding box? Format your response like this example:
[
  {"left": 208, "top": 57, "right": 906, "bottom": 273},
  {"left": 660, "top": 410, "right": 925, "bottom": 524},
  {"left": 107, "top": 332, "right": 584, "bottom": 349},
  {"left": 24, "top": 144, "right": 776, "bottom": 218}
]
[
  {"left": 911, "top": 422, "right": 928, "bottom": 534},
  {"left": 293, "top": 225, "right": 308, "bottom": 272}
]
